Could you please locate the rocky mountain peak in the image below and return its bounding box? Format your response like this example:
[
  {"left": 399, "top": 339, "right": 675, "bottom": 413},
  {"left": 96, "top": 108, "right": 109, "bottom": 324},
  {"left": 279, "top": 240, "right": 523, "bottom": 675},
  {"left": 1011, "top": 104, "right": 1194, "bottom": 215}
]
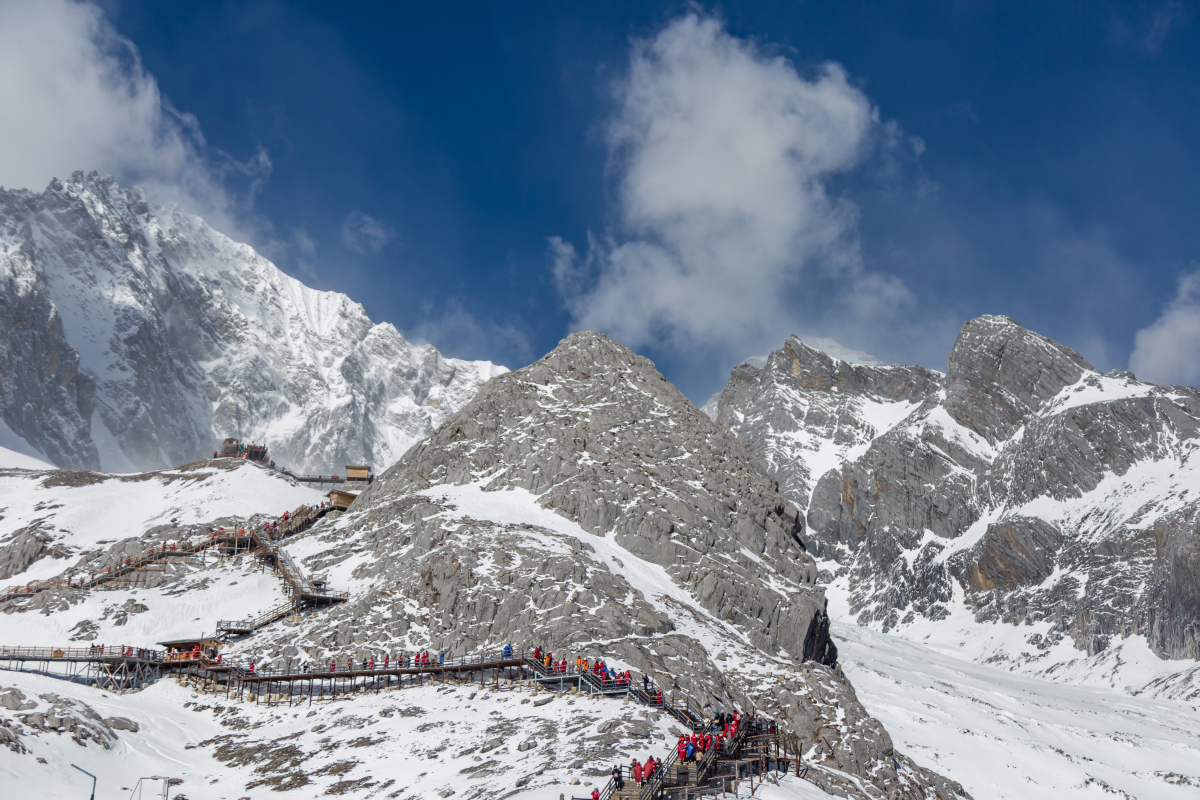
[
  {"left": 945, "top": 314, "right": 1095, "bottom": 443},
  {"left": 712, "top": 333, "right": 941, "bottom": 510},
  {"left": 363, "top": 329, "right": 824, "bottom": 663},
  {"left": 716, "top": 315, "right": 1200, "bottom": 671},
  {"left": 257, "top": 330, "right": 966, "bottom": 799}
]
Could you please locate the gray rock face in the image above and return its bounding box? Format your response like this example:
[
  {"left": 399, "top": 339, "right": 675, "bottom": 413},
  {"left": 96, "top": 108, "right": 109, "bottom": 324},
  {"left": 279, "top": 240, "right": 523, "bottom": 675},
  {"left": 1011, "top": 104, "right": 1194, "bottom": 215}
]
[
  {"left": 943, "top": 316, "right": 1092, "bottom": 444},
  {"left": 0, "top": 685, "right": 122, "bottom": 751},
  {"left": 0, "top": 259, "right": 97, "bottom": 468},
  {"left": 714, "top": 335, "right": 941, "bottom": 514},
  {"left": 715, "top": 315, "right": 1200, "bottom": 664},
  {"left": 0, "top": 172, "right": 505, "bottom": 473},
  {"left": 242, "top": 331, "right": 964, "bottom": 798}
]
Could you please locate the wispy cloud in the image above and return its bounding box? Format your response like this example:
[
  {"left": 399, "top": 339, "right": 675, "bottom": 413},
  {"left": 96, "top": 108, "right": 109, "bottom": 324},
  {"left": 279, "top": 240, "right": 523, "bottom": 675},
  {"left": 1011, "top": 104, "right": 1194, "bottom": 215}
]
[
  {"left": 1130, "top": 270, "right": 1200, "bottom": 387},
  {"left": 0, "top": 0, "right": 269, "bottom": 246},
  {"left": 1109, "top": 1, "right": 1191, "bottom": 55},
  {"left": 550, "top": 12, "right": 913, "bottom": 361},
  {"left": 409, "top": 299, "right": 531, "bottom": 368},
  {"left": 1146, "top": 1, "right": 1188, "bottom": 53},
  {"left": 341, "top": 210, "right": 396, "bottom": 254}
]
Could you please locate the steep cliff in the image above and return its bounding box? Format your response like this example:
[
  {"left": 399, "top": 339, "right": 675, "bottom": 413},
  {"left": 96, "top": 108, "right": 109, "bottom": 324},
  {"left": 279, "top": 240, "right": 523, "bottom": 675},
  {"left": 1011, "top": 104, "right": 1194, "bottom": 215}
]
[{"left": 0, "top": 172, "right": 505, "bottom": 473}]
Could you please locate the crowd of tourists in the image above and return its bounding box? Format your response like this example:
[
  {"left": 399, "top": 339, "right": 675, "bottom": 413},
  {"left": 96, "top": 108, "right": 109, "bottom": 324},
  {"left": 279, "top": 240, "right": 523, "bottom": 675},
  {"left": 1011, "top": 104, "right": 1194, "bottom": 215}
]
[
  {"left": 531, "top": 646, "right": 662, "bottom": 701},
  {"left": 592, "top": 711, "right": 759, "bottom": 798},
  {"left": 207, "top": 502, "right": 328, "bottom": 549}
]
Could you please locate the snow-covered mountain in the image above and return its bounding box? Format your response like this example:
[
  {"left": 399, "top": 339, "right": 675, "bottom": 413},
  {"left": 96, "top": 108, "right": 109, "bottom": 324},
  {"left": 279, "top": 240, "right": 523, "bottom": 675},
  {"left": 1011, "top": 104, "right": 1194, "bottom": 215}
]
[
  {"left": 712, "top": 316, "right": 1200, "bottom": 673},
  {"left": 5, "top": 329, "right": 1199, "bottom": 798},
  {"left": 0, "top": 172, "right": 506, "bottom": 474},
  {"left": 0, "top": 331, "right": 968, "bottom": 799}
]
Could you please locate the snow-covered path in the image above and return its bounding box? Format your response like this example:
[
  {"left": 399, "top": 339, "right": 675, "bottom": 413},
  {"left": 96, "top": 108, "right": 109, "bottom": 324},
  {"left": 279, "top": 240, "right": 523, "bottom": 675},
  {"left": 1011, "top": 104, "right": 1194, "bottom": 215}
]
[{"left": 836, "top": 621, "right": 1200, "bottom": 799}]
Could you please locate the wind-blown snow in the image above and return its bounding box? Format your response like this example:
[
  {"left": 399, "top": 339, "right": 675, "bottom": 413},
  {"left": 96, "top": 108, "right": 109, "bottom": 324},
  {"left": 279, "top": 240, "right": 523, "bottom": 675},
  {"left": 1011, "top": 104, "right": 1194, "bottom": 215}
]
[{"left": 800, "top": 338, "right": 884, "bottom": 367}]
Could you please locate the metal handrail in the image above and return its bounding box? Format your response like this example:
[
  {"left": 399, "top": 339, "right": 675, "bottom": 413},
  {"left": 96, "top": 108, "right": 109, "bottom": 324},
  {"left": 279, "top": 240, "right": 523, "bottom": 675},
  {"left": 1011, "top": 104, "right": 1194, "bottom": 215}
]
[{"left": 226, "top": 645, "right": 531, "bottom": 679}]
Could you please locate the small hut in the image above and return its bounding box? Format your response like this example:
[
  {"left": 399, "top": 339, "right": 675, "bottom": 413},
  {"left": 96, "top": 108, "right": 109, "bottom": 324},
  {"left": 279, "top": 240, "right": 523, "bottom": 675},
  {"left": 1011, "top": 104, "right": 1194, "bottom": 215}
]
[
  {"left": 326, "top": 489, "right": 359, "bottom": 511},
  {"left": 159, "top": 637, "right": 222, "bottom": 661}
]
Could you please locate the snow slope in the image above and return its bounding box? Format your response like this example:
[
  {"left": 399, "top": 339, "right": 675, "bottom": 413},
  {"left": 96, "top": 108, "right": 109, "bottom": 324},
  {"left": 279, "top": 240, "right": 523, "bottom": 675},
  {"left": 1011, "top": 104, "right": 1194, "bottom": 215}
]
[
  {"left": 0, "top": 444, "right": 53, "bottom": 471},
  {"left": 835, "top": 621, "right": 1200, "bottom": 800},
  {"left": 0, "top": 459, "right": 325, "bottom": 588}
]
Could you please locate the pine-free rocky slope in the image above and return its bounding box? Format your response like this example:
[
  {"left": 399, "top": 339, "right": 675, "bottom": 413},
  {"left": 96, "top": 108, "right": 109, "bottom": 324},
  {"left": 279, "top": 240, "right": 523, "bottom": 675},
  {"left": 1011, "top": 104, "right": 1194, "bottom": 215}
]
[
  {"left": 232, "top": 331, "right": 967, "bottom": 799},
  {"left": 713, "top": 316, "right": 1200, "bottom": 678},
  {"left": 0, "top": 172, "right": 505, "bottom": 473}
]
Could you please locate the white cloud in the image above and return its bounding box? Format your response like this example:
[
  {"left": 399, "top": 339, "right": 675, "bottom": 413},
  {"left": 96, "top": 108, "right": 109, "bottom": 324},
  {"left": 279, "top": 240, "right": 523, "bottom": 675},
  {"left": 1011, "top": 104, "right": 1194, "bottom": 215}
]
[
  {"left": 1130, "top": 271, "right": 1200, "bottom": 388},
  {"left": 552, "top": 12, "right": 907, "bottom": 356},
  {"left": 341, "top": 211, "right": 396, "bottom": 254},
  {"left": 0, "top": 0, "right": 267, "bottom": 242}
]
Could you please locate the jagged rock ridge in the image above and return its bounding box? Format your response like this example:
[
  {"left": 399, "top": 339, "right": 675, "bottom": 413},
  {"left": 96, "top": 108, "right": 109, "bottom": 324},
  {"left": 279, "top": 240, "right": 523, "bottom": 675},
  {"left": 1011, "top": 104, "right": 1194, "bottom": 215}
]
[
  {"left": 714, "top": 335, "right": 941, "bottom": 513},
  {"left": 0, "top": 172, "right": 505, "bottom": 473},
  {"left": 714, "top": 316, "right": 1200, "bottom": 665}
]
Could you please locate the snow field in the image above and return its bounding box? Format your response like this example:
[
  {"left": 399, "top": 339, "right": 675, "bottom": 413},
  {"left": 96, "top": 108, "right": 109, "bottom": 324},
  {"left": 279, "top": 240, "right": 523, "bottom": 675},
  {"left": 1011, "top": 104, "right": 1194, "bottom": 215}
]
[
  {"left": 0, "top": 559, "right": 290, "bottom": 647},
  {"left": 0, "top": 668, "right": 723, "bottom": 800},
  {"left": 835, "top": 620, "right": 1200, "bottom": 799}
]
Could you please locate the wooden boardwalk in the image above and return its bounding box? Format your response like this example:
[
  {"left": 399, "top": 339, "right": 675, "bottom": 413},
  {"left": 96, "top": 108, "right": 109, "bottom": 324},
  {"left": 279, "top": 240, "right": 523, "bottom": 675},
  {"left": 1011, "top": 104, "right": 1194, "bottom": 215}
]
[
  {"left": 1, "top": 502, "right": 346, "bottom": 642},
  {"left": 0, "top": 641, "right": 803, "bottom": 799}
]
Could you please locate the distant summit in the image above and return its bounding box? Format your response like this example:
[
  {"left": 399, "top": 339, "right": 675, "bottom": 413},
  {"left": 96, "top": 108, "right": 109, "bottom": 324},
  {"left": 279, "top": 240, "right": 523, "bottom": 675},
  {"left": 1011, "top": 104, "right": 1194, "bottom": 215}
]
[
  {"left": 702, "top": 337, "right": 884, "bottom": 420},
  {"left": 714, "top": 315, "right": 1200, "bottom": 681},
  {"left": 0, "top": 172, "right": 506, "bottom": 473}
]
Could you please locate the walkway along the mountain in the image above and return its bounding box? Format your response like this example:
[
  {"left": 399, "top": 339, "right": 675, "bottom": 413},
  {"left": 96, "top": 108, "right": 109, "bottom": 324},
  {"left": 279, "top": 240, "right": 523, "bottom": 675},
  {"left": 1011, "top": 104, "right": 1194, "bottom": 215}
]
[
  {"left": 0, "top": 502, "right": 346, "bottom": 637},
  {"left": 0, "top": 642, "right": 804, "bottom": 799},
  {"left": 0, "top": 482, "right": 808, "bottom": 797}
]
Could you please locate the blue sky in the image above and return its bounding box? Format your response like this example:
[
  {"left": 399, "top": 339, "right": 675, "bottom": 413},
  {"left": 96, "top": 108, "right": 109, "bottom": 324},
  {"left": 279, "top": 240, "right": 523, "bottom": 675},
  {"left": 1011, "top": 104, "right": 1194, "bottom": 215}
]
[{"left": 2, "top": 1, "right": 1198, "bottom": 400}]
